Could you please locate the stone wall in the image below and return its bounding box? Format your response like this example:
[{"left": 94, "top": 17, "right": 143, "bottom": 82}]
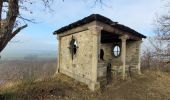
[
  {"left": 100, "top": 43, "right": 113, "bottom": 61},
  {"left": 59, "top": 30, "right": 94, "bottom": 84},
  {"left": 126, "top": 40, "right": 140, "bottom": 66},
  {"left": 99, "top": 40, "right": 140, "bottom": 76},
  {"left": 100, "top": 42, "right": 122, "bottom": 66}
]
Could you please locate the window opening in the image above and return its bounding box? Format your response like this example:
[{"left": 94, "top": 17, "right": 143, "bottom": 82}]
[
  {"left": 112, "top": 45, "right": 121, "bottom": 57},
  {"left": 69, "top": 36, "right": 78, "bottom": 60}
]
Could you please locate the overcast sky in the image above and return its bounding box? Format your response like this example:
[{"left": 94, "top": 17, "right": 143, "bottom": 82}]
[{"left": 1, "top": 0, "right": 168, "bottom": 59}]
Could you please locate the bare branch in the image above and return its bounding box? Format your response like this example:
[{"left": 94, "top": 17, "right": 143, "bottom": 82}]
[
  {"left": 42, "top": 0, "right": 53, "bottom": 11},
  {"left": 0, "top": 1, "right": 3, "bottom": 30},
  {"left": 0, "top": 0, "right": 107, "bottom": 54},
  {"left": 92, "top": 0, "right": 110, "bottom": 8},
  {"left": 18, "top": 15, "right": 36, "bottom": 23},
  {"left": 0, "top": 24, "right": 27, "bottom": 53},
  {"left": 11, "top": 24, "right": 27, "bottom": 39}
]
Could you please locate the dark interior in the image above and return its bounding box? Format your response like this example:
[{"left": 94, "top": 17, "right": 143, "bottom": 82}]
[{"left": 101, "top": 30, "right": 121, "bottom": 43}]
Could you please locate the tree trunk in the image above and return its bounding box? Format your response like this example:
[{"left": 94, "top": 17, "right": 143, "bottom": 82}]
[{"left": 0, "top": 0, "right": 27, "bottom": 53}]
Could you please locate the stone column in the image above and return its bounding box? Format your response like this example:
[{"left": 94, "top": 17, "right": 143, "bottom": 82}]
[
  {"left": 120, "top": 35, "right": 128, "bottom": 79},
  {"left": 55, "top": 36, "right": 61, "bottom": 75},
  {"left": 88, "top": 25, "right": 103, "bottom": 91},
  {"left": 137, "top": 40, "right": 142, "bottom": 74}
]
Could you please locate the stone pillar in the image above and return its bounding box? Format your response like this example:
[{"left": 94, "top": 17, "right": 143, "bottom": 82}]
[
  {"left": 88, "top": 25, "right": 103, "bottom": 91},
  {"left": 120, "top": 35, "right": 128, "bottom": 79},
  {"left": 55, "top": 36, "right": 61, "bottom": 75},
  {"left": 137, "top": 40, "right": 142, "bottom": 74}
]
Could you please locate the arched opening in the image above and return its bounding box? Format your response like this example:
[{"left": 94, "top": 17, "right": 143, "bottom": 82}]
[
  {"left": 100, "top": 49, "right": 104, "bottom": 60},
  {"left": 69, "top": 37, "right": 78, "bottom": 60}
]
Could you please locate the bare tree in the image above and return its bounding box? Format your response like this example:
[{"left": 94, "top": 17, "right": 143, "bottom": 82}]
[
  {"left": 156, "top": 15, "right": 170, "bottom": 40},
  {"left": 0, "top": 0, "right": 105, "bottom": 56},
  {"left": 0, "top": 0, "right": 55, "bottom": 55},
  {"left": 154, "top": 2, "right": 170, "bottom": 64},
  {"left": 141, "top": 48, "right": 153, "bottom": 68},
  {"left": 141, "top": 2, "right": 170, "bottom": 70},
  {"left": 155, "top": 0, "right": 170, "bottom": 40}
]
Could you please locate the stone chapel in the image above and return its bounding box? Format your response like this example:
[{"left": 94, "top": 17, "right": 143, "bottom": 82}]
[{"left": 53, "top": 14, "right": 146, "bottom": 91}]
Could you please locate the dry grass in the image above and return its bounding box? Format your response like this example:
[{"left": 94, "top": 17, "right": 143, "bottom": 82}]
[
  {"left": 0, "top": 70, "right": 170, "bottom": 100},
  {"left": 0, "top": 74, "right": 93, "bottom": 100}
]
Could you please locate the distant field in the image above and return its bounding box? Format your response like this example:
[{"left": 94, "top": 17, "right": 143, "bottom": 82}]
[{"left": 0, "top": 59, "right": 57, "bottom": 82}]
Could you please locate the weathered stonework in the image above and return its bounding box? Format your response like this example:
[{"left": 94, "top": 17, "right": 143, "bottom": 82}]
[
  {"left": 59, "top": 30, "right": 93, "bottom": 84},
  {"left": 54, "top": 14, "right": 146, "bottom": 91}
]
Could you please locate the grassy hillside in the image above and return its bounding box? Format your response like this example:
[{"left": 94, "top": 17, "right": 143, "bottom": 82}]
[{"left": 0, "top": 70, "right": 170, "bottom": 100}]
